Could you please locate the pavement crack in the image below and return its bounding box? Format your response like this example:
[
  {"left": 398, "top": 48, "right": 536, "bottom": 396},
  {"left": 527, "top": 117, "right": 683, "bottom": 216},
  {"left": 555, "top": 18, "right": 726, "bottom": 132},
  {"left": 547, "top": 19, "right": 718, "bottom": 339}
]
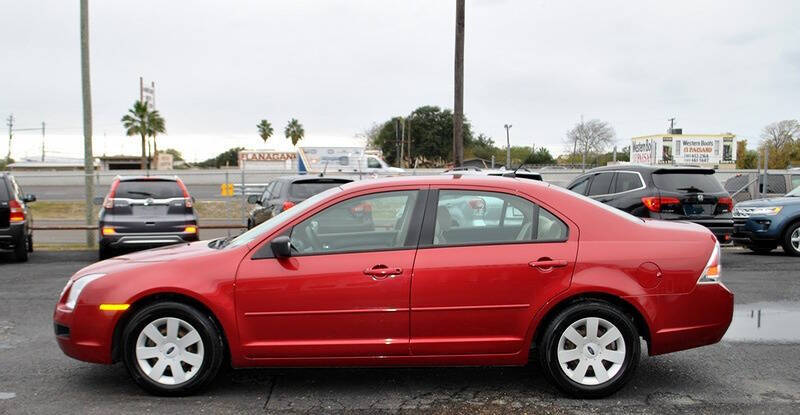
[{"left": 262, "top": 375, "right": 278, "bottom": 412}]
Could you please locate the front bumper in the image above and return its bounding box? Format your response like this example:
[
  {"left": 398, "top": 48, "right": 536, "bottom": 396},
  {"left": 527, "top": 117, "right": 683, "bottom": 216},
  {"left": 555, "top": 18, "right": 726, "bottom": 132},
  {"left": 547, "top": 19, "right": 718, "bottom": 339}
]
[
  {"left": 53, "top": 303, "right": 121, "bottom": 364},
  {"left": 732, "top": 217, "right": 781, "bottom": 246},
  {"left": 636, "top": 282, "right": 734, "bottom": 356}
]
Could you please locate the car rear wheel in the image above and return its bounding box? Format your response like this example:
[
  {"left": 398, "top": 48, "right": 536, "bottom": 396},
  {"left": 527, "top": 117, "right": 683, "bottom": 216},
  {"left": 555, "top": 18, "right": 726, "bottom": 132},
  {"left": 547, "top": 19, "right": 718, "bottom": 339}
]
[
  {"left": 538, "top": 301, "right": 640, "bottom": 398},
  {"left": 122, "top": 302, "right": 225, "bottom": 396},
  {"left": 782, "top": 222, "right": 800, "bottom": 257},
  {"left": 13, "top": 233, "right": 28, "bottom": 262}
]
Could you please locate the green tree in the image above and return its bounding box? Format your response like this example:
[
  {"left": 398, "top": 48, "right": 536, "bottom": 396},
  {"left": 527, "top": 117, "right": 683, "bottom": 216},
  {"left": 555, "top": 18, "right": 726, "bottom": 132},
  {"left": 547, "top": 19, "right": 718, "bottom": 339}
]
[
  {"left": 197, "top": 147, "right": 245, "bottom": 168},
  {"left": 736, "top": 140, "right": 758, "bottom": 169},
  {"left": 285, "top": 119, "right": 305, "bottom": 146},
  {"left": 523, "top": 147, "right": 555, "bottom": 165},
  {"left": 257, "top": 119, "right": 273, "bottom": 143},
  {"left": 121, "top": 100, "right": 166, "bottom": 169},
  {"left": 162, "top": 148, "right": 184, "bottom": 162}
]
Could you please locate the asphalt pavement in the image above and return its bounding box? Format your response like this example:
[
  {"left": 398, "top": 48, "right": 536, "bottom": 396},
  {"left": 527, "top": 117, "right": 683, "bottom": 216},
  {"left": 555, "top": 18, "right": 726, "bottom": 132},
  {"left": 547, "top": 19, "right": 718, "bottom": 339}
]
[{"left": 0, "top": 248, "right": 798, "bottom": 414}]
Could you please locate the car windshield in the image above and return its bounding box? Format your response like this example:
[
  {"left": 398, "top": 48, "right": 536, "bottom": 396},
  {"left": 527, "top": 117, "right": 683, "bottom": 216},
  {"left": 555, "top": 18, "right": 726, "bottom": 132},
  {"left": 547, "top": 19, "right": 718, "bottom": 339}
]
[
  {"left": 289, "top": 180, "right": 347, "bottom": 199},
  {"left": 225, "top": 185, "right": 344, "bottom": 248},
  {"left": 115, "top": 180, "right": 185, "bottom": 199},
  {"left": 652, "top": 172, "right": 724, "bottom": 193}
]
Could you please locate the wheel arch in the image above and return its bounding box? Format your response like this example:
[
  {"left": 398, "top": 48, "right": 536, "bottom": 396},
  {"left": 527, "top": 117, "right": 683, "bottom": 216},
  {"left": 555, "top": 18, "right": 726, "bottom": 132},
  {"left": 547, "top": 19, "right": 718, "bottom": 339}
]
[
  {"left": 529, "top": 292, "right": 652, "bottom": 354},
  {"left": 110, "top": 292, "right": 231, "bottom": 365}
]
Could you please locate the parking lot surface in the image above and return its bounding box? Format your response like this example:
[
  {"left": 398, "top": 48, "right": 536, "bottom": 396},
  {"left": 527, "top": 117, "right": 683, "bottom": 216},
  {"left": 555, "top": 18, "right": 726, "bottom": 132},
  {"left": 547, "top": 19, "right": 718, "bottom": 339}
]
[{"left": 1, "top": 248, "right": 798, "bottom": 414}]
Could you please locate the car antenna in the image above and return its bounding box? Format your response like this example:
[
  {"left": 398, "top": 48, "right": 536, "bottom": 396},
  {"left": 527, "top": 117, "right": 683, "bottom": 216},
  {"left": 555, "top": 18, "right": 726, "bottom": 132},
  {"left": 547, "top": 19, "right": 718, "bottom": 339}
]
[
  {"left": 319, "top": 160, "right": 328, "bottom": 177},
  {"left": 510, "top": 163, "right": 528, "bottom": 177}
]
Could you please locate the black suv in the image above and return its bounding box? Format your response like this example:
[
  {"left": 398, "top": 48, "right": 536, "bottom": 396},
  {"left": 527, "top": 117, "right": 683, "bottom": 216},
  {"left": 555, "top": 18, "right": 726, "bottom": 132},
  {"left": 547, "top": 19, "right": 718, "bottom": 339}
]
[
  {"left": 96, "top": 176, "right": 199, "bottom": 259},
  {"left": 246, "top": 176, "right": 352, "bottom": 228},
  {"left": 0, "top": 173, "right": 36, "bottom": 261},
  {"left": 565, "top": 165, "right": 734, "bottom": 242}
]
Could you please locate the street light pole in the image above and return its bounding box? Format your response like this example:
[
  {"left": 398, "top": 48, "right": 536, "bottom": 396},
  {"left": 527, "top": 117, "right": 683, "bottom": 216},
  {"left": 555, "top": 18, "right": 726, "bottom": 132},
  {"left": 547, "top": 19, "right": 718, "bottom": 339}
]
[{"left": 504, "top": 124, "right": 512, "bottom": 169}]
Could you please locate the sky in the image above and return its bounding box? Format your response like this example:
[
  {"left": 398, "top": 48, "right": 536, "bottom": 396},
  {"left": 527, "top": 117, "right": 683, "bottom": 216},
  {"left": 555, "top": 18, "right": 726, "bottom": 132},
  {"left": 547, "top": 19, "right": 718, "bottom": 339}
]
[{"left": 1, "top": 0, "right": 799, "bottom": 163}]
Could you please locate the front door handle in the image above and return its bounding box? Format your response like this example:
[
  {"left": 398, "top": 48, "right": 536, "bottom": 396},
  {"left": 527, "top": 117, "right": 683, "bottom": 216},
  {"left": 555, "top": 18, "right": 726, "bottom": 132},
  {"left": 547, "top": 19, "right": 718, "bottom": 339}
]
[
  {"left": 363, "top": 264, "right": 403, "bottom": 280},
  {"left": 529, "top": 258, "right": 568, "bottom": 272}
]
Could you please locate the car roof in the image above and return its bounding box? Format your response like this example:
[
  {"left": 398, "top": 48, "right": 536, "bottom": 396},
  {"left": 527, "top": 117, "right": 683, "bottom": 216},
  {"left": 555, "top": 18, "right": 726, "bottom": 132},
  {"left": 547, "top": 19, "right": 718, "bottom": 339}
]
[
  {"left": 115, "top": 175, "right": 181, "bottom": 182},
  {"left": 339, "top": 174, "right": 549, "bottom": 192},
  {"left": 582, "top": 164, "right": 715, "bottom": 175},
  {"left": 276, "top": 175, "right": 354, "bottom": 183}
]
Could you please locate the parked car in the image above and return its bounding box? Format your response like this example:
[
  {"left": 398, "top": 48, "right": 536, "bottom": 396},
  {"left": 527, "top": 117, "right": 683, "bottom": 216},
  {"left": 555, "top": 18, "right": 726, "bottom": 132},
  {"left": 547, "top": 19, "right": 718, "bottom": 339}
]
[
  {"left": 246, "top": 176, "right": 352, "bottom": 229},
  {"left": 0, "top": 172, "right": 35, "bottom": 261},
  {"left": 731, "top": 185, "right": 800, "bottom": 256},
  {"left": 55, "top": 175, "right": 733, "bottom": 398},
  {"left": 565, "top": 165, "right": 734, "bottom": 242},
  {"left": 95, "top": 176, "right": 198, "bottom": 259}
]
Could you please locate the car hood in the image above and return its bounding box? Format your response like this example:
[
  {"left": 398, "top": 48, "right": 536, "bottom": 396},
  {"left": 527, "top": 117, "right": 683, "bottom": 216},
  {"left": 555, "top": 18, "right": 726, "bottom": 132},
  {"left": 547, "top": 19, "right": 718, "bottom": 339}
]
[
  {"left": 736, "top": 197, "right": 800, "bottom": 207},
  {"left": 73, "top": 240, "right": 219, "bottom": 279}
]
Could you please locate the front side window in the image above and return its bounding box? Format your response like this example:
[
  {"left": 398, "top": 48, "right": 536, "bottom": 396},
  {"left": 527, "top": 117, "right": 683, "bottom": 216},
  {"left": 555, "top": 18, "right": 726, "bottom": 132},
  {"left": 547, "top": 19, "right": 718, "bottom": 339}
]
[
  {"left": 432, "top": 190, "right": 567, "bottom": 247},
  {"left": 569, "top": 177, "right": 590, "bottom": 195},
  {"left": 367, "top": 157, "right": 382, "bottom": 169},
  {"left": 290, "top": 190, "right": 419, "bottom": 255}
]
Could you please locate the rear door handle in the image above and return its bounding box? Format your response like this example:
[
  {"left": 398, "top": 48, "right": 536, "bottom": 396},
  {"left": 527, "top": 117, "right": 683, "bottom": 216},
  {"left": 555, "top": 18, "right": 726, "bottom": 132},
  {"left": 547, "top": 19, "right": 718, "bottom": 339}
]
[
  {"left": 529, "top": 259, "right": 568, "bottom": 271},
  {"left": 363, "top": 265, "right": 403, "bottom": 280}
]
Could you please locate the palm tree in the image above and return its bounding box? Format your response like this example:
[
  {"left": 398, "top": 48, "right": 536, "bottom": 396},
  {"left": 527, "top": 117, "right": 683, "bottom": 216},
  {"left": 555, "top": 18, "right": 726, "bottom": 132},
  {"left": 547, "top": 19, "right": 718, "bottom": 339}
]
[
  {"left": 121, "top": 100, "right": 166, "bottom": 169},
  {"left": 285, "top": 118, "right": 305, "bottom": 146},
  {"left": 257, "top": 119, "right": 273, "bottom": 143}
]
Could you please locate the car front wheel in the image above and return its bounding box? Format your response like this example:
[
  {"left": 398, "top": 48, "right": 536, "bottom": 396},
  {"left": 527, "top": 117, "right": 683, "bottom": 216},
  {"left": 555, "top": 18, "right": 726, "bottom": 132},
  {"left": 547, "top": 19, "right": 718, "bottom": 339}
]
[
  {"left": 782, "top": 222, "right": 800, "bottom": 257},
  {"left": 538, "top": 301, "right": 640, "bottom": 398},
  {"left": 121, "top": 302, "right": 225, "bottom": 396}
]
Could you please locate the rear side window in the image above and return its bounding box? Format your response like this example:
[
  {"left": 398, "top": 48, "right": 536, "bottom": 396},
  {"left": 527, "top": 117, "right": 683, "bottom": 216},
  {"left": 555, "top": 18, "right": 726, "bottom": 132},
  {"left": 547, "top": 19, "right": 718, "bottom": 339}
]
[
  {"left": 652, "top": 172, "right": 724, "bottom": 193},
  {"left": 587, "top": 172, "right": 614, "bottom": 196},
  {"left": 614, "top": 172, "right": 643, "bottom": 193},
  {"left": 114, "top": 180, "right": 184, "bottom": 199},
  {"left": 289, "top": 181, "right": 345, "bottom": 199},
  {"left": 0, "top": 179, "right": 10, "bottom": 201}
]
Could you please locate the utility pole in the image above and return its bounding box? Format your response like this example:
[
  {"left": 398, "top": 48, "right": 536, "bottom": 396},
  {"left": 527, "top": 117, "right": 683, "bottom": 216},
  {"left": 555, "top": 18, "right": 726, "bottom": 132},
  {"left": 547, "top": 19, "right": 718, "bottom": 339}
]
[
  {"left": 399, "top": 118, "right": 405, "bottom": 168},
  {"left": 504, "top": 124, "right": 512, "bottom": 169},
  {"left": 5, "top": 114, "right": 13, "bottom": 161},
  {"left": 80, "top": 0, "right": 95, "bottom": 248},
  {"left": 452, "top": 0, "right": 465, "bottom": 167},
  {"left": 41, "top": 122, "right": 46, "bottom": 162},
  {"left": 668, "top": 117, "right": 676, "bottom": 133}
]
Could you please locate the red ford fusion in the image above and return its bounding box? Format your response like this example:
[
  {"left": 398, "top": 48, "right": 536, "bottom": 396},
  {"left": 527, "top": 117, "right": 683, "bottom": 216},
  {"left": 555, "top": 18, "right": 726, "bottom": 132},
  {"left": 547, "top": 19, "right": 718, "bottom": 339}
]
[{"left": 53, "top": 175, "right": 733, "bottom": 398}]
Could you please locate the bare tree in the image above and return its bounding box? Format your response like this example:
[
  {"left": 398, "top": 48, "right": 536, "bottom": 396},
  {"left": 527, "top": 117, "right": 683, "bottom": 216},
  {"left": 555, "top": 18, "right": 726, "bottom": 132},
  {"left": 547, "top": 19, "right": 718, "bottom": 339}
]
[
  {"left": 760, "top": 120, "right": 800, "bottom": 148},
  {"left": 566, "top": 119, "right": 616, "bottom": 170}
]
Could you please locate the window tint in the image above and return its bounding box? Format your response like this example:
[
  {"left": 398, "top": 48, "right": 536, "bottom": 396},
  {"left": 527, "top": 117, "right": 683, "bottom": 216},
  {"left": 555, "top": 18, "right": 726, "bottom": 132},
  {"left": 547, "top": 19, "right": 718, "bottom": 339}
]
[
  {"left": 614, "top": 172, "right": 643, "bottom": 193},
  {"left": 652, "top": 172, "right": 724, "bottom": 193},
  {"left": 288, "top": 180, "right": 345, "bottom": 199},
  {"left": 587, "top": 172, "right": 614, "bottom": 196},
  {"left": 432, "top": 190, "right": 567, "bottom": 246},
  {"left": 114, "top": 180, "right": 185, "bottom": 199},
  {"left": 290, "top": 191, "right": 418, "bottom": 255},
  {"left": 0, "top": 178, "right": 10, "bottom": 201},
  {"left": 569, "top": 177, "right": 590, "bottom": 195}
]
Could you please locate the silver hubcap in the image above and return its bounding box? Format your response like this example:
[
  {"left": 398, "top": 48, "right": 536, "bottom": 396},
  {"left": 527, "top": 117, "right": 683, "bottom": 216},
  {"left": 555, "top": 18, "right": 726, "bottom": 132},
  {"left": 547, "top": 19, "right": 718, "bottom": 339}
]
[
  {"left": 557, "top": 317, "right": 626, "bottom": 386},
  {"left": 135, "top": 317, "right": 204, "bottom": 385},
  {"left": 791, "top": 228, "right": 800, "bottom": 252}
]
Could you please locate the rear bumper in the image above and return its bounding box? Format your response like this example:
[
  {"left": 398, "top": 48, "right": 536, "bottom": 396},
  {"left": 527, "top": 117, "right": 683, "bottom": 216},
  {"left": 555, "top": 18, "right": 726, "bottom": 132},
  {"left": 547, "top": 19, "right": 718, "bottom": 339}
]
[
  {"left": 100, "top": 231, "right": 199, "bottom": 249},
  {"left": 0, "top": 223, "right": 25, "bottom": 251},
  {"left": 681, "top": 219, "right": 733, "bottom": 243},
  {"left": 633, "top": 282, "right": 734, "bottom": 356},
  {"left": 53, "top": 303, "right": 119, "bottom": 364}
]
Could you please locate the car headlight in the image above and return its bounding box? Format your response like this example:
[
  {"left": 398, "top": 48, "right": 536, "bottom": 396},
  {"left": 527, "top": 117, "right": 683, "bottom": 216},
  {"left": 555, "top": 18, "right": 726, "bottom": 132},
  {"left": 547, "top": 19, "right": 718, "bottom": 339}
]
[
  {"left": 64, "top": 273, "right": 105, "bottom": 310},
  {"left": 733, "top": 206, "right": 782, "bottom": 218}
]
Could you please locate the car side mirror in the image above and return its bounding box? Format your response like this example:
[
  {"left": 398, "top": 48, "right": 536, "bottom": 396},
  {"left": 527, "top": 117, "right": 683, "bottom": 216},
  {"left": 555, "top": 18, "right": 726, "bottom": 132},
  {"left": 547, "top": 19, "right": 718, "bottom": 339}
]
[
  {"left": 23, "top": 194, "right": 36, "bottom": 203},
  {"left": 270, "top": 235, "right": 292, "bottom": 258},
  {"left": 92, "top": 196, "right": 104, "bottom": 206},
  {"left": 247, "top": 195, "right": 260, "bottom": 204}
]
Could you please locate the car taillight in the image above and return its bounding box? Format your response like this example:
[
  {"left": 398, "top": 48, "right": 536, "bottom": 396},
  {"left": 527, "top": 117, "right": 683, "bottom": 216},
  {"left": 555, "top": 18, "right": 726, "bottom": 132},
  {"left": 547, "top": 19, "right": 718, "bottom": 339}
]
[
  {"left": 641, "top": 196, "right": 680, "bottom": 212},
  {"left": 281, "top": 201, "right": 296, "bottom": 211},
  {"left": 697, "top": 241, "right": 721, "bottom": 284},
  {"left": 103, "top": 197, "right": 114, "bottom": 209},
  {"left": 717, "top": 197, "right": 733, "bottom": 213},
  {"left": 8, "top": 200, "right": 25, "bottom": 222},
  {"left": 184, "top": 197, "right": 193, "bottom": 208},
  {"left": 177, "top": 179, "right": 192, "bottom": 208}
]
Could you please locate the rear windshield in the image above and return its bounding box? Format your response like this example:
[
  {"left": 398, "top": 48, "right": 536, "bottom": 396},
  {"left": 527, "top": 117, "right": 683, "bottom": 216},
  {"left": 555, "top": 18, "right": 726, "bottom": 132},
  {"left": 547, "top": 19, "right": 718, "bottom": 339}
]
[
  {"left": 652, "top": 172, "right": 724, "bottom": 193},
  {"left": 114, "top": 180, "right": 185, "bottom": 199},
  {"left": 0, "top": 179, "right": 9, "bottom": 201},
  {"left": 289, "top": 181, "right": 347, "bottom": 199}
]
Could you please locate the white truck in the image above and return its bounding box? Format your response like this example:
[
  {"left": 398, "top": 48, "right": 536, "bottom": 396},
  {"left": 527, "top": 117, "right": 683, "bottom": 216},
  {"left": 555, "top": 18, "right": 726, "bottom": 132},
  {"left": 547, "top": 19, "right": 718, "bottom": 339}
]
[{"left": 238, "top": 146, "right": 403, "bottom": 175}]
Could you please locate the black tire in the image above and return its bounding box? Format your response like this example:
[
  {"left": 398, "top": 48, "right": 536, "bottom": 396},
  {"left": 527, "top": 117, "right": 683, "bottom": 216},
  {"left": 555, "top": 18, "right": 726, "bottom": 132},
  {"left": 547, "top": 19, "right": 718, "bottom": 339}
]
[
  {"left": 13, "top": 233, "right": 28, "bottom": 262},
  {"left": 99, "top": 245, "right": 113, "bottom": 260},
  {"left": 538, "top": 301, "right": 640, "bottom": 399},
  {"left": 121, "top": 302, "right": 225, "bottom": 396},
  {"left": 781, "top": 222, "right": 800, "bottom": 257},
  {"left": 748, "top": 246, "right": 775, "bottom": 255},
  {"left": 27, "top": 234, "right": 33, "bottom": 252}
]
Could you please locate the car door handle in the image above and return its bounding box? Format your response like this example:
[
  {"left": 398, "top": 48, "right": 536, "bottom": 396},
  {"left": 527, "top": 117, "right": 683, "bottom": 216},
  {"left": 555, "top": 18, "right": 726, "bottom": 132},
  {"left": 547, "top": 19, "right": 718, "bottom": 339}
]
[
  {"left": 529, "top": 259, "right": 569, "bottom": 271},
  {"left": 363, "top": 265, "right": 403, "bottom": 280}
]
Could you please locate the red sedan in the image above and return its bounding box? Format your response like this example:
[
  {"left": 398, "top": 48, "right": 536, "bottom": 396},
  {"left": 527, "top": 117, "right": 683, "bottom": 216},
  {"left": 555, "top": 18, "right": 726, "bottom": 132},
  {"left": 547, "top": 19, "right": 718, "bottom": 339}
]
[{"left": 53, "top": 175, "right": 733, "bottom": 398}]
